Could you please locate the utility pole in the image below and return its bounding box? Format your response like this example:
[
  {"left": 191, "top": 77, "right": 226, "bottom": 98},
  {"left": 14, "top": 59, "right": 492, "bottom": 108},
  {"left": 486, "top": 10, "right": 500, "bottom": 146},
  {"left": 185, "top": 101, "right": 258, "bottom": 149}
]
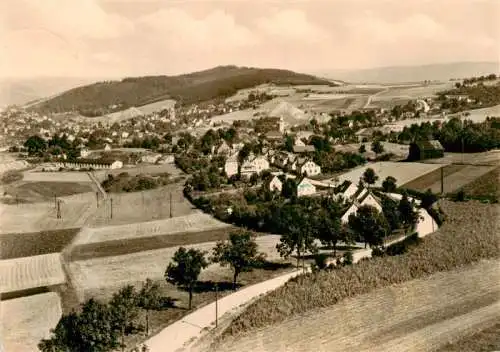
[
  {"left": 440, "top": 166, "right": 444, "bottom": 194},
  {"left": 96, "top": 192, "right": 99, "bottom": 208},
  {"left": 56, "top": 200, "right": 61, "bottom": 219},
  {"left": 169, "top": 192, "right": 173, "bottom": 218},
  {"left": 110, "top": 198, "right": 113, "bottom": 219},
  {"left": 215, "top": 283, "right": 218, "bottom": 328},
  {"left": 54, "top": 194, "right": 57, "bottom": 209}
]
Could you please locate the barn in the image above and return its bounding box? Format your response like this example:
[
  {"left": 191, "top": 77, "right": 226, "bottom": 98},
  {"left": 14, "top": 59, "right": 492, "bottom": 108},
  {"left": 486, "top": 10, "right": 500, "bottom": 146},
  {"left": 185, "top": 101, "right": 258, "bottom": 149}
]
[{"left": 408, "top": 140, "right": 444, "bottom": 161}]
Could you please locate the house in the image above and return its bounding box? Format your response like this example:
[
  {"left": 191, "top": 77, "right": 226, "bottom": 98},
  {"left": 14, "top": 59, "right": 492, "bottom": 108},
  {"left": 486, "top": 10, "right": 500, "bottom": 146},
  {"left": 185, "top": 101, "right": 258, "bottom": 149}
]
[
  {"left": 240, "top": 155, "right": 270, "bottom": 178},
  {"left": 141, "top": 153, "right": 162, "bottom": 163},
  {"left": 341, "top": 190, "right": 383, "bottom": 223},
  {"left": 264, "top": 130, "right": 283, "bottom": 142},
  {"left": 216, "top": 141, "right": 232, "bottom": 155},
  {"left": 265, "top": 175, "right": 283, "bottom": 192},
  {"left": 298, "top": 160, "right": 321, "bottom": 177},
  {"left": 272, "top": 152, "right": 292, "bottom": 169},
  {"left": 408, "top": 140, "right": 444, "bottom": 161},
  {"left": 157, "top": 154, "right": 175, "bottom": 164},
  {"left": 297, "top": 178, "right": 316, "bottom": 197},
  {"left": 104, "top": 143, "right": 112, "bottom": 151},
  {"left": 292, "top": 145, "right": 315, "bottom": 154},
  {"left": 224, "top": 155, "right": 239, "bottom": 178},
  {"left": 294, "top": 136, "right": 306, "bottom": 147}
]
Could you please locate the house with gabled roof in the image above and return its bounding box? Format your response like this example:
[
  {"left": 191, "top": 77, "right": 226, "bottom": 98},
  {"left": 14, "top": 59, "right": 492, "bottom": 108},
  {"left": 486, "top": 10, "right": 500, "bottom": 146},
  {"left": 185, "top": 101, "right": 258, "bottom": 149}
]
[
  {"left": 340, "top": 190, "right": 383, "bottom": 223},
  {"left": 297, "top": 177, "right": 316, "bottom": 197},
  {"left": 240, "top": 155, "right": 270, "bottom": 178},
  {"left": 264, "top": 175, "right": 283, "bottom": 193}
]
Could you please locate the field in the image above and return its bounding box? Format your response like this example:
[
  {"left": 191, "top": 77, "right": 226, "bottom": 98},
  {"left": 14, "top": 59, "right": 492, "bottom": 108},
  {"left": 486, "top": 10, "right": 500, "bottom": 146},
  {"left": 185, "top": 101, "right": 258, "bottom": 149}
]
[
  {"left": 332, "top": 142, "right": 409, "bottom": 160},
  {"left": 86, "top": 183, "right": 195, "bottom": 226},
  {"left": 74, "top": 211, "right": 229, "bottom": 246},
  {"left": 212, "top": 259, "right": 499, "bottom": 352},
  {"left": 67, "top": 235, "right": 283, "bottom": 300},
  {"left": 92, "top": 163, "right": 185, "bottom": 182},
  {"left": 0, "top": 152, "right": 30, "bottom": 175},
  {"left": 437, "top": 322, "right": 500, "bottom": 352},
  {"left": 402, "top": 164, "right": 496, "bottom": 193},
  {"left": 222, "top": 200, "right": 499, "bottom": 337},
  {"left": 424, "top": 150, "right": 500, "bottom": 166},
  {"left": 0, "top": 228, "right": 79, "bottom": 259},
  {"left": 459, "top": 167, "right": 499, "bottom": 200},
  {"left": 0, "top": 253, "right": 66, "bottom": 294},
  {"left": 1, "top": 292, "right": 62, "bottom": 352},
  {"left": 0, "top": 191, "right": 95, "bottom": 233},
  {"left": 331, "top": 161, "right": 443, "bottom": 188},
  {"left": 3, "top": 181, "right": 93, "bottom": 202}
]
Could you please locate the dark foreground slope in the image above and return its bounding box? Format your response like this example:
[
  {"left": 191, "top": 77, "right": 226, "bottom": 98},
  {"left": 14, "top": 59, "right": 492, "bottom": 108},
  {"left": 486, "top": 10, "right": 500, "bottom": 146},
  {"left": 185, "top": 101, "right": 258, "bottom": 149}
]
[{"left": 30, "top": 66, "right": 333, "bottom": 116}]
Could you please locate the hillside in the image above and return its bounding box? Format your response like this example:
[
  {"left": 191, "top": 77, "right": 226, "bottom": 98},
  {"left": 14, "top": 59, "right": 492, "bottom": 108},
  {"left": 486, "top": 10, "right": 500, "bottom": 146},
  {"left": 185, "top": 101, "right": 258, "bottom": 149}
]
[
  {"left": 29, "top": 66, "right": 333, "bottom": 117},
  {"left": 316, "top": 62, "right": 499, "bottom": 84}
]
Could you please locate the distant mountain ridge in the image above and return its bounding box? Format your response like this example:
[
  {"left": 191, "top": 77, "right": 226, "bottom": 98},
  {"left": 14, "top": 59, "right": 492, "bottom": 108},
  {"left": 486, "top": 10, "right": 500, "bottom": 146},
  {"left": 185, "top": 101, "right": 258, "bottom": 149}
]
[
  {"left": 316, "top": 62, "right": 499, "bottom": 84},
  {"left": 28, "top": 66, "right": 333, "bottom": 117}
]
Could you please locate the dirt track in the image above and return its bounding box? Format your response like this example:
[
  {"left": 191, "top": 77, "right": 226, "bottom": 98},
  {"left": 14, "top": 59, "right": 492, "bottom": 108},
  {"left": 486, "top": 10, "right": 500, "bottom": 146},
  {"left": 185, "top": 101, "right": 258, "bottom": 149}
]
[{"left": 211, "top": 259, "right": 500, "bottom": 352}]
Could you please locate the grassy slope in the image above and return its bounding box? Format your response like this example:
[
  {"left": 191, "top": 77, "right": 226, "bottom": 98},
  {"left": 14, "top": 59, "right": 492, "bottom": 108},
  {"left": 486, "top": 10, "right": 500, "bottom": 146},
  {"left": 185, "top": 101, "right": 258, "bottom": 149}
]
[
  {"left": 30, "top": 66, "right": 333, "bottom": 116},
  {"left": 223, "top": 200, "right": 499, "bottom": 337},
  {"left": 459, "top": 166, "right": 499, "bottom": 200}
]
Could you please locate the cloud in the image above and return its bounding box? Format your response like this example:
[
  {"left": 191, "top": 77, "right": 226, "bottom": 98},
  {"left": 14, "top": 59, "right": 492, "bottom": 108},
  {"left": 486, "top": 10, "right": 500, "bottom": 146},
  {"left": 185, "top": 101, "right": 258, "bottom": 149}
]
[
  {"left": 256, "top": 9, "right": 329, "bottom": 43},
  {"left": 136, "top": 8, "right": 259, "bottom": 52}
]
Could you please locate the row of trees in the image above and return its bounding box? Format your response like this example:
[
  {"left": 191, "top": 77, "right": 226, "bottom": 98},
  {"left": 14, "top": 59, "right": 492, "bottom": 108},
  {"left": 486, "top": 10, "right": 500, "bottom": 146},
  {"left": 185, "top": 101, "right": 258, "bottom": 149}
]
[{"left": 40, "top": 231, "right": 262, "bottom": 352}]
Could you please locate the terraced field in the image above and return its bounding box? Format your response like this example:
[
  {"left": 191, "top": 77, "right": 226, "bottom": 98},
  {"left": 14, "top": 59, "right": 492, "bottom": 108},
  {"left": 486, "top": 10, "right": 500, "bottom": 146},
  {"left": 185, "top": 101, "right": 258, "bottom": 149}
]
[
  {"left": 23, "top": 171, "right": 92, "bottom": 183},
  {"left": 1, "top": 292, "right": 62, "bottom": 352},
  {"left": 0, "top": 253, "right": 66, "bottom": 294}
]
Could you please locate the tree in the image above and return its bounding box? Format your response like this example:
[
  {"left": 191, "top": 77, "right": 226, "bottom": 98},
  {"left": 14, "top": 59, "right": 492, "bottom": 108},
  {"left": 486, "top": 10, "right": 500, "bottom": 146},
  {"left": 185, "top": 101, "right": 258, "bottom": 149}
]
[
  {"left": 165, "top": 247, "right": 208, "bottom": 310},
  {"left": 284, "top": 134, "right": 294, "bottom": 152},
  {"left": 358, "top": 144, "right": 366, "bottom": 153},
  {"left": 362, "top": 167, "right": 378, "bottom": 186},
  {"left": 381, "top": 176, "right": 397, "bottom": 193},
  {"left": 421, "top": 189, "right": 438, "bottom": 209},
  {"left": 109, "top": 285, "right": 139, "bottom": 352},
  {"left": 24, "top": 135, "right": 47, "bottom": 156},
  {"left": 381, "top": 196, "right": 401, "bottom": 231},
  {"left": 276, "top": 204, "right": 317, "bottom": 271},
  {"left": 137, "top": 279, "right": 162, "bottom": 336},
  {"left": 371, "top": 140, "right": 385, "bottom": 154},
  {"left": 316, "top": 198, "right": 344, "bottom": 256},
  {"left": 398, "top": 193, "right": 419, "bottom": 231},
  {"left": 211, "top": 230, "right": 261, "bottom": 289},
  {"left": 348, "top": 205, "right": 389, "bottom": 248},
  {"left": 39, "top": 299, "right": 118, "bottom": 352}
]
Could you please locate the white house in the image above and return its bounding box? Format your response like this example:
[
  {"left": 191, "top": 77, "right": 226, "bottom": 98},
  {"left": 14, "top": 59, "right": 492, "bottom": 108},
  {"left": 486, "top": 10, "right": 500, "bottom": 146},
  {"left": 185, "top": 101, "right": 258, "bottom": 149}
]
[
  {"left": 104, "top": 143, "right": 112, "bottom": 151},
  {"left": 297, "top": 178, "right": 316, "bottom": 197},
  {"left": 157, "top": 154, "right": 175, "bottom": 164},
  {"left": 298, "top": 160, "right": 321, "bottom": 177},
  {"left": 121, "top": 131, "right": 129, "bottom": 139},
  {"left": 265, "top": 175, "right": 283, "bottom": 192},
  {"left": 80, "top": 148, "right": 91, "bottom": 158},
  {"left": 56, "top": 159, "right": 123, "bottom": 170},
  {"left": 141, "top": 153, "right": 162, "bottom": 163},
  {"left": 340, "top": 191, "right": 383, "bottom": 223},
  {"left": 224, "top": 157, "right": 239, "bottom": 178},
  {"left": 240, "top": 156, "right": 270, "bottom": 178},
  {"left": 216, "top": 141, "right": 232, "bottom": 155}
]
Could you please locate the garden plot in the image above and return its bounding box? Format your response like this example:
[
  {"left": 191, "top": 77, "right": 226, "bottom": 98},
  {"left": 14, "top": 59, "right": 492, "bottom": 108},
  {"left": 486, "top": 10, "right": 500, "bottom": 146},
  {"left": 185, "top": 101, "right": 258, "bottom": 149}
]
[
  {"left": 0, "top": 253, "right": 66, "bottom": 294},
  {"left": 424, "top": 151, "right": 500, "bottom": 166},
  {"left": 3, "top": 181, "right": 93, "bottom": 203},
  {"left": 68, "top": 235, "right": 282, "bottom": 300},
  {"left": 74, "top": 211, "right": 230, "bottom": 246},
  {"left": 332, "top": 143, "right": 409, "bottom": 160},
  {"left": 332, "top": 162, "right": 443, "bottom": 188},
  {"left": 1, "top": 292, "right": 62, "bottom": 352}
]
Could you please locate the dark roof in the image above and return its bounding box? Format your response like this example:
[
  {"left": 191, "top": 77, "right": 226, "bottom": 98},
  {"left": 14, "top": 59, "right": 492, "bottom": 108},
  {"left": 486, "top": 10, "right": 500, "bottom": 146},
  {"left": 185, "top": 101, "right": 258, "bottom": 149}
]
[
  {"left": 69, "top": 158, "right": 119, "bottom": 165},
  {"left": 293, "top": 145, "right": 315, "bottom": 153},
  {"left": 265, "top": 131, "right": 283, "bottom": 140},
  {"left": 415, "top": 140, "right": 444, "bottom": 151}
]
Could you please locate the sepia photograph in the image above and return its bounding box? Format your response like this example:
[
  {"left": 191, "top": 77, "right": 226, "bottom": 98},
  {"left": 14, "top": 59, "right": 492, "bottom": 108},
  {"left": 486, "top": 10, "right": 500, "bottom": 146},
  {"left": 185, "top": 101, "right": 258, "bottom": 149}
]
[{"left": 0, "top": 0, "right": 499, "bottom": 351}]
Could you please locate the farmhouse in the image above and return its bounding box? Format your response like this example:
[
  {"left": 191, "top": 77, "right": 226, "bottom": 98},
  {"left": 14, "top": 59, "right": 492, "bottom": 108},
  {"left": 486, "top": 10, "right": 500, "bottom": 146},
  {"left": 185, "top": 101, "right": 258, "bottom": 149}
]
[
  {"left": 141, "top": 153, "right": 162, "bottom": 163},
  {"left": 272, "top": 152, "right": 292, "bottom": 169},
  {"left": 341, "top": 190, "right": 382, "bottom": 223},
  {"left": 265, "top": 175, "right": 283, "bottom": 192},
  {"left": 292, "top": 145, "right": 315, "bottom": 154},
  {"left": 298, "top": 159, "right": 321, "bottom": 177},
  {"left": 56, "top": 159, "right": 123, "bottom": 170},
  {"left": 157, "top": 154, "right": 175, "bottom": 164},
  {"left": 297, "top": 178, "right": 316, "bottom": 197},
  {"left": 408, "top": 140, "right": 444, "bottom": 161},
  {"left": 240, "top": 156, "right": 270, "bottom": 178}
]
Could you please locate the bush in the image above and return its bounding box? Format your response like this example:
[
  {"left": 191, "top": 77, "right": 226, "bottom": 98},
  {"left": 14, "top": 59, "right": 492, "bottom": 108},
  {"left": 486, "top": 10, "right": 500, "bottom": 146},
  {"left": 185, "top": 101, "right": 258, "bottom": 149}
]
[{"left": 385, "top": 233, "right": 421, "bottom": 256}]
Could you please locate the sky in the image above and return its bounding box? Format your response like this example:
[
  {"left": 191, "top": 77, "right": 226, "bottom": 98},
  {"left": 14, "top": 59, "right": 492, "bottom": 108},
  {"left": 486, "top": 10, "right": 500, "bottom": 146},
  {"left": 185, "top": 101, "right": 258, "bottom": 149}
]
[{"left": 0, "top": 0, "right": 498, "bottom": 79}]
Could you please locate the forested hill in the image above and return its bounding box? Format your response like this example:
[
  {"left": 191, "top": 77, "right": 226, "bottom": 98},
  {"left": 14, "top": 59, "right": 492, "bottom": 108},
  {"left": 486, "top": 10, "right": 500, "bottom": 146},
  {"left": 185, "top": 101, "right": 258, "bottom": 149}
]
[{"left": 28, "top": 66, "right": 334, "bottom": 117}]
